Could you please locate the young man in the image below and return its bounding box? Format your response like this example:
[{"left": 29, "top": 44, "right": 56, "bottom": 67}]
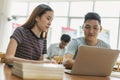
[
  {"left": 47, "top": 34, "right": 71, "bottom": 63},
  {"left": 63, "top": 12, "right": 110, "bottom": 69}
]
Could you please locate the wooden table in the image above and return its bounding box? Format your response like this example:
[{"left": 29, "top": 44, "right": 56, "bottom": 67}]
[{"left": 0, "top": 63, "right": 120, "bottom": 80}]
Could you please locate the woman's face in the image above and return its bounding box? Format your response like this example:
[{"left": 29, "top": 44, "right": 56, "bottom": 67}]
[{"left": 36, "top": 11, "right": 54, "bottom": 32}]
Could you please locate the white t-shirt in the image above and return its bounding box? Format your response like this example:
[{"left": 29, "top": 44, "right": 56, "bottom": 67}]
[{"left": 47, "top": 43, "right": 66, "bottom": 59}]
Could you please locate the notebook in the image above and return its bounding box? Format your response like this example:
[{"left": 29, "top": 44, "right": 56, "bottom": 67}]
[{"left": 65, "top": 46, "right": 119, "bottom": 76}]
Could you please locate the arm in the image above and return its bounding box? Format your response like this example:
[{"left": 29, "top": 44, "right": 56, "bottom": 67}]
[
  {"left": 5, "top": 38, "right": 50, "bottom": 64},
  {"left": 63, "top": 39, "right": 78, "bottom": 69},
  {"left": 39, "top": 54, "right": 44, "bottom": 60},
  {"left": 63, "top": 53, "right": 74, "bottom": 69}
]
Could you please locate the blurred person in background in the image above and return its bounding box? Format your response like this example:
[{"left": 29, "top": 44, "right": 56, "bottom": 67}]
[{"left": 47, "top": 34, "right": 71, "bottom": 64}]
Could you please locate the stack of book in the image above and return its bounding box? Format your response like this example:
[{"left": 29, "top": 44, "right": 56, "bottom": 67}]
[{"left": 12, "top": 61, "right": 65, "bottom": 80}]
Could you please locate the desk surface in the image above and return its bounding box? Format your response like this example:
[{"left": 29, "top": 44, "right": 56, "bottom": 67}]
[{"left": 0, "top": 63, "right": 120, "bottom": 80}]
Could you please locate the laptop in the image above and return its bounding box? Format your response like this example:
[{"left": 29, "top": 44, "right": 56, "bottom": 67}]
[{"left": 65, "top": 46, "right": 120, "bottom": 76}]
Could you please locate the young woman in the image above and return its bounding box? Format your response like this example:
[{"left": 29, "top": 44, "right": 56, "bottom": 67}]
[{"left": 5, "top": 4, "right": 54, "bottom": 64}]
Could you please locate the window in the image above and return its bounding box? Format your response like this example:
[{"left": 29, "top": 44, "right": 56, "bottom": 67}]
[
  {"left": 70, "top": 19, "right": 84, "bottom": 37},
  {"left": 51, "top": 17, "right": 68, "bottom": 27},
  {"left": 10, "top": 1, "right": 28, "bottom": 16},
  {"left": 9, "top": 1, "right": 120, "bottom": 50},
  {"left": 49, "top": 17, "right": 68, "bottom": 43},
  {"left": 50, "top": 2, "right": 69, "bottom": 16},
  {"left": 101, "top": 18, "right": 119, "bottom": 49},
  {"left": 95, "top": 1, "right": 120, "bottom": 17},
  {"left": 70, "top": 1, "right": 93, "bottom": 17}
]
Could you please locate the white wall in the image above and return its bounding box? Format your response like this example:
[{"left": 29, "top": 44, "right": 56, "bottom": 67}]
[{"left": 0, "top": 0, "right": 12, "bottom": 53}]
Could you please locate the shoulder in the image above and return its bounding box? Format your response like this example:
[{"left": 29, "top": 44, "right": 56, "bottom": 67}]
[
  {"left": 13, "top": 27, "right": 31, "bottom": 37},
  {"left": 15, "top": 27, "right": 29, "bottom": 32},
  {"left": 11, "top": 27, "right": 30, "bottom": 44},
  {"left": 49, "top": 43, "right": 59, "bottom": 47},
  {"left": 71, "top": 37, "right": 82, "bottom": 41},
  {"left": 98, "top": 39, "right": 111, "bottom": 48},
  {"left": 15, "top": 26, "right": 24, "bottom": 31},
  {"left": 71, "top": 37, "right": 84, "bottom": 43},
  {"left": 67, "top": 37, "right": 85, "bottom": 48}
]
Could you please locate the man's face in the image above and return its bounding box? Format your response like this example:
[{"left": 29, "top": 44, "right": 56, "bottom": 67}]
[
  {"left": 60, "top": 41, "right": 68, "bottom": 49},
  {"left": 83, "top": 19, "right": 102, "bottom": 41}
]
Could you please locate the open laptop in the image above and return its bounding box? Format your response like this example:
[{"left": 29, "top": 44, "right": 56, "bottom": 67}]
[{"left": 65, "top": 46, "right": 120, "bottom": 76}]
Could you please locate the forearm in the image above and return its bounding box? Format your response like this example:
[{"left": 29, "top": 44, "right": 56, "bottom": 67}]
[
  {"left": 63, "top": 54, "right": 74, "bottom": 69},
  {"left": 5, "top": 56, "right": 50, "bottom": 64}
]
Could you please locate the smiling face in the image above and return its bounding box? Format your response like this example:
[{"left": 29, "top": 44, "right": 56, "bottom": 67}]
[
  {"left": 83, "top": 19, "right": 102, "bottom": 41},
  {"left": 35, "top": 11, "right": 54, "bottom": 32}
]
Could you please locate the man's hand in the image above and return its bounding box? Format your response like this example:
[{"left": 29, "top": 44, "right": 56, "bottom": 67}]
[{"left": 63, "top": 59, "right": 74, "bottom": 69}]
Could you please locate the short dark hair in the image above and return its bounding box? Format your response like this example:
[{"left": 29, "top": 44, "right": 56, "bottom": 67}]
[
  {"left": 84, "top": 12, "right": 101, "bottom": 25},
  {"left": 60, "top": 34, "right": 71, "bottom": 43}
]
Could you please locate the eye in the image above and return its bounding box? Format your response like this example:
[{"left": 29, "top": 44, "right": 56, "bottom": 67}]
[
  {"left": 47, "top": 17, "right": 50, "bottom": 20},
  {"left": 85, "top": 26, "right": 90, "bottom": 29},
  {"left": 93, "top": 27, "right": 99, "bottom": 30},
  {"left": 94, "top": 27, "right": 97, "bottom": 29},
  {"left": 47, "top": 17, "right": 53, "bottom": 21}
]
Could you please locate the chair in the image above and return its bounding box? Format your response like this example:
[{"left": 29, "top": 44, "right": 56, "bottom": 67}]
[{"left": 0, "top": 52, "right": 5, "bottom": 63}]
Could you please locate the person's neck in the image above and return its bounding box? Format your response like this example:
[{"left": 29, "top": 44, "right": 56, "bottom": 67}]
[
  {"left": 85, "top": 38, "right": 98, "bottom": 46},
  {"left": 31, "top": 26, "right": 41, "bottom": 38}
]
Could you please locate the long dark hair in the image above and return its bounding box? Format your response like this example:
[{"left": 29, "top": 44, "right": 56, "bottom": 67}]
[{"left": 22, "top": 4, "right": 53, "bottom": 29}]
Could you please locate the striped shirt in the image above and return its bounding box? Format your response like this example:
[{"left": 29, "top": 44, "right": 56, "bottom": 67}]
[
  {"left": 10, "top": 27, "right": 47, "bottom": 60},
  {"left": 65, "top": 37, "right": 110, "bottom": 59}
]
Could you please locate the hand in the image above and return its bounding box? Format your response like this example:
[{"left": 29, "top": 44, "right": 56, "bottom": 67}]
[
  {"left": 52, "top": 56, "right": 63, "bottom": 64},
  {"left": 63, "top": 59, "right": 74, "bottom": 69},
  {"left": 50, "top": 59, "right": 57, "bottom": 64}
]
